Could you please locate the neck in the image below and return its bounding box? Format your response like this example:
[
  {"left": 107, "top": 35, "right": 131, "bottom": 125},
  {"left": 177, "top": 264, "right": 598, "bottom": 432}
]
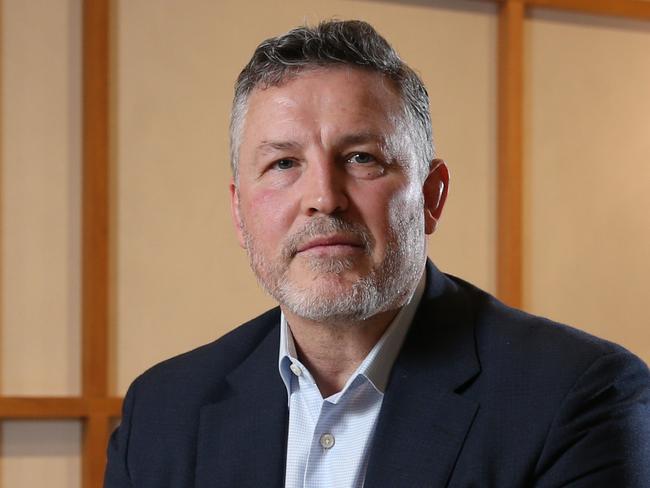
[{"left": 283, "top": 308, "right": 400, "bottom": 398}]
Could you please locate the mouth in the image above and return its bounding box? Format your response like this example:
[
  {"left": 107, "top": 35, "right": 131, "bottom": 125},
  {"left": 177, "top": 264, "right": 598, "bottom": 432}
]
[{"left": 295, "top": 235, "right": 365, "bottom": 257}]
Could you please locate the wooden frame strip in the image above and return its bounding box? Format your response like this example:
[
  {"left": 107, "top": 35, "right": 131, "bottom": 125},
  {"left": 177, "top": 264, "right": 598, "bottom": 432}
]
[
  {"left": 497, "top": 0, "right": 525, "bottom": 307},
  {"left": 84, "top": 415, "right": 112, "bottom": 488},
  {"left": 82, "top": 0, "right": 110, "bottom": 401},
  {"left": 0, "top": 397, "right": 122, "bottom": 418},
  {"left": 473, "top": 0, "right": 650, "bottom": 20},
  {"left": 527, "top": 0, "right": 650, "bottom": 21},
  {"left": 81, "top": 0, "right": 111, "bottom": 487}
]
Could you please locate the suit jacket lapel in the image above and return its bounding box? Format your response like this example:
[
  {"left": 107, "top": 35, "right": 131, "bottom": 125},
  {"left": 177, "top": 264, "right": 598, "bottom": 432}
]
[
  {"left": 365, "top": 264, "right": 481, "bottom": 487},
  {"left": 195, "top": 320, "right": 288, "bottom": 488}
]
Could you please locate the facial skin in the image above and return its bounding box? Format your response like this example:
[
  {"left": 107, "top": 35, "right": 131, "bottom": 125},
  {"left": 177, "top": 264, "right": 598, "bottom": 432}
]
[{"left": 230, "top": 67, "right": 448, "bottom": 325}]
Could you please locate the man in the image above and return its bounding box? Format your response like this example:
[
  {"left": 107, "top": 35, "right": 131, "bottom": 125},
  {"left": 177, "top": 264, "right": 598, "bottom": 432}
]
[{"left": 105, "top": 20, "right": 650, "bottom": 488}]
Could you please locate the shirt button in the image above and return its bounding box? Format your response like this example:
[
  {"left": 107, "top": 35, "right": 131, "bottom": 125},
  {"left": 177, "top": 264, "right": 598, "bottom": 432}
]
[
  {"left": 320, "top": 433, "right": 335, "bottom": 449},
  {"left": 290, "top": 363, "right": 302, "bottom": 376}
]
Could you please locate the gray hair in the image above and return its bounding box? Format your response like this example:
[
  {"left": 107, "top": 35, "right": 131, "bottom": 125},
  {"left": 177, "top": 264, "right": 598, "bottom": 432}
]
[{"left": 229, "top": 19, "right": 434, "bottom": 182}]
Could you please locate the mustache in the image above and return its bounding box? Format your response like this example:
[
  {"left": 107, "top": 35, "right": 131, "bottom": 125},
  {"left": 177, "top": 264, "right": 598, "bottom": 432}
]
[{"left": 281, "top": 216, "right": 374, "bottom": 259}]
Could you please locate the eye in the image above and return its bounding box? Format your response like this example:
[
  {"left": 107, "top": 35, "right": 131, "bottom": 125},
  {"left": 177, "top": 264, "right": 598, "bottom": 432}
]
[
  {"left": 273, "top": 158, "right": 295, "bottom": 170},
  {"left": 347, "top": 152, "right": 375, "bottom": 165}
]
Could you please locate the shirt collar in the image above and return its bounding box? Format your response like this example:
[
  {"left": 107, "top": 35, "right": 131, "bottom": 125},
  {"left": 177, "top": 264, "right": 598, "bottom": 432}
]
[{"left": 278, "top": 271, "right": 426, "bottom": 399}]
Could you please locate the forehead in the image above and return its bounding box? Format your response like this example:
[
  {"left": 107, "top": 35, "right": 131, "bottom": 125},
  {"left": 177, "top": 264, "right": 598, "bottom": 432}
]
[{"left": 240, "top": 67, "right": 403, "bottom": 150}]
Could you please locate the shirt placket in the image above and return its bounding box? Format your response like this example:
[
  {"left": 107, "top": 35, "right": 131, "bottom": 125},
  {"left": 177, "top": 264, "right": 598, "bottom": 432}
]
[{"left": 304, "top": 399, "right": 339, "bottom": 487}]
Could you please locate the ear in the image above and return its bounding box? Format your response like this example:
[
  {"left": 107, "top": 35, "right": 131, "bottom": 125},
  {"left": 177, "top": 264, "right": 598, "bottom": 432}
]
[
  {"left": 422, "top": 158, "right": 449, "bottom": 235},
  {"left": 229, "top": 179, "right": 247, "bottom": 248}
]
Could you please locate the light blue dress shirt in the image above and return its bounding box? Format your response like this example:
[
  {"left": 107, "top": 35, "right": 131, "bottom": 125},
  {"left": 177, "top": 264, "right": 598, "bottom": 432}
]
[{"left": 279, "top": 273, "right": 426, "bottom": 488}]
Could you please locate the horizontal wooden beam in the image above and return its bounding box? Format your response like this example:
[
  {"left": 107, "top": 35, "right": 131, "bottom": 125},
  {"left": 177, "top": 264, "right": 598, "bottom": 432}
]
[
  {"left": 471, "top": 0, "right": 650, "bottom": 20},
  {"left": 527, "top": 0, "right": 650, "bottom": 20},
  {"left": 0, "top": 397, "right": 122, "bottom": 419}
]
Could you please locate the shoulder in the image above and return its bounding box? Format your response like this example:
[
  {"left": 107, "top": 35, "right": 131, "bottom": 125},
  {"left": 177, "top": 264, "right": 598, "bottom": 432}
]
[
  {"left": 443, "top": 273, "right": 649, "bottom": 429},
  {"left": 106, "top": 307, "right": 282, "bottom": 484},
  {"left": 420, "top": 270, "right": 649, "bottom": 416},
  {"left": 446, "top": 273, "right": 642, "bottom": 373},
  {"left": 127, "top": 307, "right": 281, "bottom": 407},
  {"left": 430, "top": 273, "right": 649, "bottom": 484}
]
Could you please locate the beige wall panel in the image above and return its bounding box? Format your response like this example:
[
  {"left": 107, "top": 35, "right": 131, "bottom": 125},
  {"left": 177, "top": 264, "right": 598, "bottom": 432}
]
[
  {"left": 116, "top": 0, "right": 497, "bottom": 392},
  {"left": 0, "top": 421, "right": 81, "bottom": 488},
  {"left": 525, "top": 11, "right": 650, "bottom": 363},
  {"left": 1, "top": 0, "right": 81, "bottom": 395}
]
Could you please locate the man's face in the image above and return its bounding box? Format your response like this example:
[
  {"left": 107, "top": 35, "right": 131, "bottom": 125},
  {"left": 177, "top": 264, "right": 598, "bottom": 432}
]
[{"left": 231, "top": 67, "right": 447, "bottom": 322}]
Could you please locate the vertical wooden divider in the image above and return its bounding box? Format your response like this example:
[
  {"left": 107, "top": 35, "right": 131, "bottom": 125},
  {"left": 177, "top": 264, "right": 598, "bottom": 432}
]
[
  {"left": 497, "top": 0, "right": 525, "bottom": 307},
  {"left": 81, "top": 0, "right": 111, "bottom": 487}
]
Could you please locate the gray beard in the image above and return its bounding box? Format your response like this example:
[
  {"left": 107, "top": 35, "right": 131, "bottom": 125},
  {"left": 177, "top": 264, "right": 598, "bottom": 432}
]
[{"left": 242, "top": 201, "right": 426, "bottom": 323}]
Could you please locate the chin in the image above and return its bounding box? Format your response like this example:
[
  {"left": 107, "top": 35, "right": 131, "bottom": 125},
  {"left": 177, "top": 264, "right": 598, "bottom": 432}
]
[{"left": 274, "top": 272, "right": 398, "bottom": 323}]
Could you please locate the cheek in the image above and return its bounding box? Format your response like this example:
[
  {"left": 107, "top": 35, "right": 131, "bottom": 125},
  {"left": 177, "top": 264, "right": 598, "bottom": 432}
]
[
  {"left": 376, "top": 184, "right": 424, "bottom": 235},
  {"left": 243, "top": 188, "right": 293, "bottom": 236}
]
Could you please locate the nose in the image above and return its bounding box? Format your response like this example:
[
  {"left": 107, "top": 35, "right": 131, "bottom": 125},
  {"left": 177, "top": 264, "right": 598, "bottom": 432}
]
[{"left": 301, "top": 159, "right": 349, "bottom": 216}]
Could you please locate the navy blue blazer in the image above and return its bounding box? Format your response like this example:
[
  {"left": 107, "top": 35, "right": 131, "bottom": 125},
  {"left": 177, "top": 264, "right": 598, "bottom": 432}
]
[{"left": 105, "top": 263, "right": 650, "bottom": 487}]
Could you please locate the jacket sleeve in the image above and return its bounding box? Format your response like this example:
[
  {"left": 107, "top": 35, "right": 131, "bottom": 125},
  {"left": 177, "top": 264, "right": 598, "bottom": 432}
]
[
  {"left": 104, "top": 378, "right": 138, "bottom": 488},
  {"left": 533, "top": 350, "right": 650, "bottom": 487}
]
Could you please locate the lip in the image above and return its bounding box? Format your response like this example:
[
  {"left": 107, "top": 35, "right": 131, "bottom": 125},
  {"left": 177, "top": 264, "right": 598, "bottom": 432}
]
[{"left": 296, "top": 235, "right": 364, "bottom": 254}]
